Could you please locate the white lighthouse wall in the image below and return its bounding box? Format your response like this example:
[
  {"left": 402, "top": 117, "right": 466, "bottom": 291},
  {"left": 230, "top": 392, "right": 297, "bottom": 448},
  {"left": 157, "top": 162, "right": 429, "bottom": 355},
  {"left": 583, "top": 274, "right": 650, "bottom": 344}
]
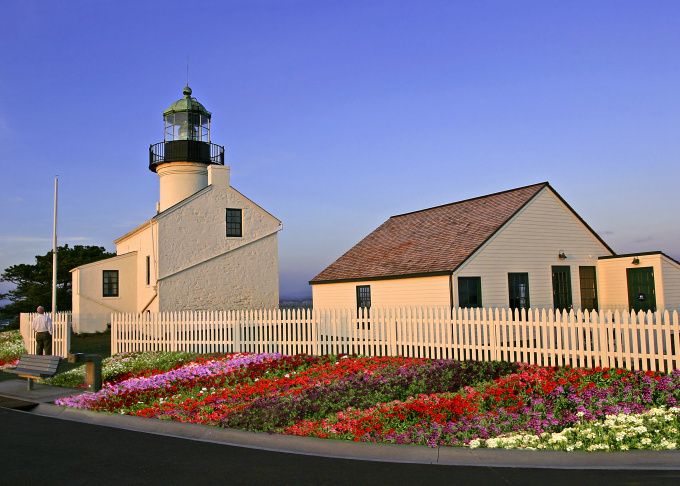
[
  {"left": 156, "top": 165, "right": 281, "bottom": 311},
  {"left": 156, "top": 162, "right": 209, "bottom": 212}
]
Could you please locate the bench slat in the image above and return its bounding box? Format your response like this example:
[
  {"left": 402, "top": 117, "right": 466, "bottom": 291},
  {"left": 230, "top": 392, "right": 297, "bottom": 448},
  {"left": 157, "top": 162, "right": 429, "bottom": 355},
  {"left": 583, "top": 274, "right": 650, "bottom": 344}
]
[
  {"left": 8, "top": 355, "right": 63, "bottom": 378},
  {"left": 12, "top": 365, "right": 60, "bottom": 373},
  {"left": 17, "top": 355, "right": 61, "bottom": 364},
  {"left": 14, "top": 362, "right": 60, "bottom": 371}
]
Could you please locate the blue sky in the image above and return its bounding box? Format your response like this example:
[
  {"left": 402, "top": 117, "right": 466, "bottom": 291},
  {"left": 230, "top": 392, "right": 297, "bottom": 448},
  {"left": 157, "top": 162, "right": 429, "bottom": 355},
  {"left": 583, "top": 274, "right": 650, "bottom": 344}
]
[{"left": 1, "top": 1, "right": 679, "bottom": 301}]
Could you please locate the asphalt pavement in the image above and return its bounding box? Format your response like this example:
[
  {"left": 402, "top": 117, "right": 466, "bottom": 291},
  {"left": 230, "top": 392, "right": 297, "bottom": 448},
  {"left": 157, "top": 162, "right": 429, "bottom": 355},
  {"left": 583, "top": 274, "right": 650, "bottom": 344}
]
[{"left": 2, "top": 379, "right": 680, "bottom": 485}]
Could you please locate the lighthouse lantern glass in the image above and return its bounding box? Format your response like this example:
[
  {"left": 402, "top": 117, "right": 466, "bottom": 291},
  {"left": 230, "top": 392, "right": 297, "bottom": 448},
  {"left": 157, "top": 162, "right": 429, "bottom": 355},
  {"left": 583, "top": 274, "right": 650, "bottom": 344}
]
[{"left": 164, "top": 113, "right": 210, "bottom": 142}]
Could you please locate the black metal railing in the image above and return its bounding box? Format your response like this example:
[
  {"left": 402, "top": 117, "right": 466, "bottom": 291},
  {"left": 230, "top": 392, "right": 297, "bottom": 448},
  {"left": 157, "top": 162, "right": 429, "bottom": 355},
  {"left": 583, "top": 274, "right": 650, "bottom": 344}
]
[{"left": 149, "top": 141, "right": 225, "bottom": 171}]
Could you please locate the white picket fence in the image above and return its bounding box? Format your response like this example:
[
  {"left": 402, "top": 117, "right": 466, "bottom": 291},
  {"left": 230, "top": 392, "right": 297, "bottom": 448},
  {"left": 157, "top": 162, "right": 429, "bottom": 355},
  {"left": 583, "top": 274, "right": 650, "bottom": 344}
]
[
  {"left": 19, "top": 312, "right": 72, "bottom": 358},
  {"left": 111, "top": 307, "right": 680, "bottom": 372}
]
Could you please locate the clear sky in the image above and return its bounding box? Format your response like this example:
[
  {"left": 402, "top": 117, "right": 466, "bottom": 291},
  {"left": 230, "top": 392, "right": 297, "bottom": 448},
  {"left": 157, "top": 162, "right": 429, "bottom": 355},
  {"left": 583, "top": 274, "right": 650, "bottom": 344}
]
[{"left": 1, "top": 1, "right": 679, "bottom": 301}]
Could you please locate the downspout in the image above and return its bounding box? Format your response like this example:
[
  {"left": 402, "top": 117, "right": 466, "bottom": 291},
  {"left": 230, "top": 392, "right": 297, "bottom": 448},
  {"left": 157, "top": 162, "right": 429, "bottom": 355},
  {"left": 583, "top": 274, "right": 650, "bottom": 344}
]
[
  {"left": 140, "top": 292, "right": 158, "bottom": 313},
  {"left": 449, "top": 272, "right": 454, "bottom": 309}
]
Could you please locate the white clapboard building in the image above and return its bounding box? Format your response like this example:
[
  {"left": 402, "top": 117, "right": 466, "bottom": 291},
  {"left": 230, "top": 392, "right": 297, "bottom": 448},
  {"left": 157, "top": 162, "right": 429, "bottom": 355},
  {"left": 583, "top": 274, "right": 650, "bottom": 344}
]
[{"left": 311, "top": 182, "right": 680, "bottom": 315}]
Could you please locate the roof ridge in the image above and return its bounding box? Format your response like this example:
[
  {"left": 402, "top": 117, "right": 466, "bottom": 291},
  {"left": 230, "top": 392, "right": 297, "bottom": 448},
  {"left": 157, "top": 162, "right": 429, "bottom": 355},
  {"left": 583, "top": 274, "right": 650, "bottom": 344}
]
[{"left": 390, "top": 181, "right": 549, "bottom": 219}]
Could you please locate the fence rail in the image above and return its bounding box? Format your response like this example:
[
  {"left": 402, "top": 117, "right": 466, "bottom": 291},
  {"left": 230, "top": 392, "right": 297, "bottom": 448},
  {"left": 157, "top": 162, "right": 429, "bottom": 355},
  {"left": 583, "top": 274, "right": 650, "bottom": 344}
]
[
  {"left": 112, "top": 307, "right": 680, "bottom": 372},
  {"left": 19, "top": 312, "right": 72, "bottom": 358}
]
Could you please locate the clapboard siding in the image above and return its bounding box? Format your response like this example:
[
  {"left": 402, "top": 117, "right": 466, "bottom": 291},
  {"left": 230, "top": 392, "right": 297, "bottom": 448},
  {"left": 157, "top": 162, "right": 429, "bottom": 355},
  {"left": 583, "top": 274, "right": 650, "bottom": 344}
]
[
  {"left": 596, "top": 258, "right": 632, "bottom": 312},
  {"left": 313, "top": 275, "right": 450, "bottom": 309},
  {"left": 596, "top": 253, "right": 679, "bottom": 312},
  {"left": 662, "top": 256, "right": 680, "bottom": 313},
  {"left": 454, "top": 188, "right": 612, "bottom": 309}
]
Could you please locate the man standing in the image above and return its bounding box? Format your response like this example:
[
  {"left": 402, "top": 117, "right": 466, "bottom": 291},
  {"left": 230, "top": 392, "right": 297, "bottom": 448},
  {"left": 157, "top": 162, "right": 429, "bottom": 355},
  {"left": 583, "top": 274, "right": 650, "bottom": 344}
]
[{"left": 32, "top": 306, "right": 53, "bottom": 355}]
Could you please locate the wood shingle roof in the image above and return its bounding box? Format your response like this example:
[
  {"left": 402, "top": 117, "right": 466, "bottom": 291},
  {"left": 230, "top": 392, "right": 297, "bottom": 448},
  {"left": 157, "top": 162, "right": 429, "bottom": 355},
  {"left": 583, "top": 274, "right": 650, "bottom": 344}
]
[{"left": 310, "top": 182, "right": 550, "bottom": 284}]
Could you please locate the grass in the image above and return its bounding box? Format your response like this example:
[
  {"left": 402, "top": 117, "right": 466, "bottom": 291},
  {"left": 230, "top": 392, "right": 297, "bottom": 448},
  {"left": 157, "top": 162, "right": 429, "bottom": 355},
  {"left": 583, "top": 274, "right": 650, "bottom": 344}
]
[
  {"left": 0, "top": 330, "right": 111, "bottom": 383},
  {"left": 69, "top": 330, "right": 112, "bottom": 358}
]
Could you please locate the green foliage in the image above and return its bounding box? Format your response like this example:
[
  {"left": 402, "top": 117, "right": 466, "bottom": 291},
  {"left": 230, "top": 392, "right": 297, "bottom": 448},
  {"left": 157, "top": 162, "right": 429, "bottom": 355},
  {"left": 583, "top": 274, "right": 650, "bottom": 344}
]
[
  {"left": 0, "top": 330, "right": 27, "bottom": 362},
  {"left": 44, "top": 351, "right": 196, "bottom": 388},
  {"left": 70, "top": 329, "right": 112, "bottom": 358},
  {"left": 0, "top": 244, "right": 114, "bottom": 320}
]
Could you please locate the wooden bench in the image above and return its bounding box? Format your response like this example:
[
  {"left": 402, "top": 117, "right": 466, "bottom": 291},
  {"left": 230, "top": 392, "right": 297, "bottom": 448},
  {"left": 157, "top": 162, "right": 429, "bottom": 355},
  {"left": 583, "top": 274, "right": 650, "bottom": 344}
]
[{"left": 4, "top": 354, "right": 63, "bottom": 390}]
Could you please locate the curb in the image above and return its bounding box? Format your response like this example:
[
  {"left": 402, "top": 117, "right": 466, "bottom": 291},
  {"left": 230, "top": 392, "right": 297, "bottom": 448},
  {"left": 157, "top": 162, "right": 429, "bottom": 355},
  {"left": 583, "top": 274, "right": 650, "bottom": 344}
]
[{"left": 26, "top": 403, "right": 680, "bottom": 470}]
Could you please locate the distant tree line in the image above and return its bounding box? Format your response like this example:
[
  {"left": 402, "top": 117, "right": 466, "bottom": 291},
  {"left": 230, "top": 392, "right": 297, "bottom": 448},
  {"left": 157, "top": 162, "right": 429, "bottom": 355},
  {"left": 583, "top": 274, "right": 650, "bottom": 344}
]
[{"left": 0, "top": 244, "right": 114, "bottom": 326}]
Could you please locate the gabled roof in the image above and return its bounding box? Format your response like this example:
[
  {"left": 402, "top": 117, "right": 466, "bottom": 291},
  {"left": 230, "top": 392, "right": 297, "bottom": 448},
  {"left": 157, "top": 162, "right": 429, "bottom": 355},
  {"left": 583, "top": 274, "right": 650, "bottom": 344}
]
[
  {"left": 310, "top": 182, "right": 612, "bottom": 284},
  {"left": 113, "top": 184, "right": 281, "bottom": 247}
]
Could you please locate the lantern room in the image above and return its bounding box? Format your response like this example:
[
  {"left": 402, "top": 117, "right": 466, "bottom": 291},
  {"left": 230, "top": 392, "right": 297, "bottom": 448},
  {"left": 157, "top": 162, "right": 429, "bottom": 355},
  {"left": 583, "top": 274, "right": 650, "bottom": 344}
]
[
  {"left": 164, "top": 86, "right": 211, "bottom": 142},
  {"left": 149, "top": 86, "right": 224, "bottom": 172}
]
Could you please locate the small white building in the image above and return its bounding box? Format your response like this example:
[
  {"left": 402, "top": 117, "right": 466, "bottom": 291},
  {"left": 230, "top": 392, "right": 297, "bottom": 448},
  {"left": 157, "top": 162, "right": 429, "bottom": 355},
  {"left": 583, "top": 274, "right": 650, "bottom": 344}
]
[
  {"left": 311, "top": 182, "right": 680, "bottom": 315},
  {"left": 72, "top": 87, "right": 281, "bottom": 333}
]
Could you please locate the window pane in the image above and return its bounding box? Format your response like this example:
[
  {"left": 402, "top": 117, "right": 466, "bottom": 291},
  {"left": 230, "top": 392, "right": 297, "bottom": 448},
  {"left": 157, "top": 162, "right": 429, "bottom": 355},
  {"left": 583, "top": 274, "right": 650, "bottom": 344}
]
[
  {"left": 508, "top": 273, "right": 530, "bottom": 310},
  {"left": 226, "top": 208, "right": 242, "bottom": 237},
  {"left": 356, "top": 285, "right": 371, "bottom": 308},
  {"left": 458, "top": 277, "right": 482, "bottom": 308},
  {"left": 103, "top": 270, "right": 119, "bottom": 297},
  {"left": 552, "top": 266, "right": 573, "bottom": 311},
  {"left": 356, "top": 285, "right": 371, "bottom": 325},
  {"left": 579, "top": 266, "right": 598, "bottom": 311}
]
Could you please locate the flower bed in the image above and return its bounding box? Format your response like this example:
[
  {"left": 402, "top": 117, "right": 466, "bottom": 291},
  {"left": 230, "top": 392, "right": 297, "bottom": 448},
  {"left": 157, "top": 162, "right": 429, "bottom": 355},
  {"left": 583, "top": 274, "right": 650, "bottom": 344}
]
[
  {"left": 48, "top": 350, "right": 680, "bottom": 451},
  {"left": 0, "top": 330, "right": 26, "bottom": 369}
]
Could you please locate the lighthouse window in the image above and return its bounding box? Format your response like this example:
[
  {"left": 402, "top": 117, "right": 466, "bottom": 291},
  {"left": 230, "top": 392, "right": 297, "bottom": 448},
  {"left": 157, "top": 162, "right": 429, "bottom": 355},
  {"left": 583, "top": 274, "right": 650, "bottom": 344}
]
[
  {"left": 226, "top": 208, "right": 242, "bottom": 237},
  {"left": 103, "top": 270, "right": 119, "bottom": 297}
]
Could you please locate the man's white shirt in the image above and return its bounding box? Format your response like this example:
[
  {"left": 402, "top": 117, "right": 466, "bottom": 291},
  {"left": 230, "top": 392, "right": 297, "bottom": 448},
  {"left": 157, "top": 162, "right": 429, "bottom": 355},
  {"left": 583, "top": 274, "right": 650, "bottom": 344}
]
[{"left": 32, "top": 314, "right": 53, "bottom": 334}]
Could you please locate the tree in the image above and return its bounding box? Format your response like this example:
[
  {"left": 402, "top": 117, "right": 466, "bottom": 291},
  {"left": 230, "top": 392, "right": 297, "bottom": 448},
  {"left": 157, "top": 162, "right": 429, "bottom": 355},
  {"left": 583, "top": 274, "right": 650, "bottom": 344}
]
[{"left": 0, "top": 244, "right": 115, "bottom": 321}]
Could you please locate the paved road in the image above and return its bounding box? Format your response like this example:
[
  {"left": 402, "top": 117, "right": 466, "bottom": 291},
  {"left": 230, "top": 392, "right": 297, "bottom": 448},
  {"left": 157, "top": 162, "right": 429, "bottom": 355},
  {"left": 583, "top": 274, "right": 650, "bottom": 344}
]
[{"left": 2, "top": 408, "right": 680, "bottom": 485}]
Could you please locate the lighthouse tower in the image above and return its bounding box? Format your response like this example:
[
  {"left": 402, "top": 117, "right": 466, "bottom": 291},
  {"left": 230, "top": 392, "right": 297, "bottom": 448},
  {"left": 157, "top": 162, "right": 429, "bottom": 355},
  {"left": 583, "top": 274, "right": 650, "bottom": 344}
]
[{"left": 149, "top": 86, "right": 225, "bottom": 212}]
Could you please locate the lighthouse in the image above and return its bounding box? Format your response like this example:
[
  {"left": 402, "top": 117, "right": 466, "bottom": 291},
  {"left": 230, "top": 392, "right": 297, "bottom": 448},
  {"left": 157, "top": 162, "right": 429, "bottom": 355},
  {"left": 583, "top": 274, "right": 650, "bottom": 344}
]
[
  {"left": 149, "top": 86, "right": 225, "bottom": 212},
  {"left": 71, "top": 86, "right": 281, "bottom": 333}
]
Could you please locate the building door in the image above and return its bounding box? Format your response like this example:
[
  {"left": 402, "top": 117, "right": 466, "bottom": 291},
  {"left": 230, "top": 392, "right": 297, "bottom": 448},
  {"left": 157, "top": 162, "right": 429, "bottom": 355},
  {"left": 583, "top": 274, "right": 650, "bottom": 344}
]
[
  {"left": 508, "top": 273, "right": 530, "bottom": 311},
  {"left": 552, "top": 266, "right": 573, "bottom": 311},
  {"left": 627, "top": 267, "right": 657, "bottom": 312}
]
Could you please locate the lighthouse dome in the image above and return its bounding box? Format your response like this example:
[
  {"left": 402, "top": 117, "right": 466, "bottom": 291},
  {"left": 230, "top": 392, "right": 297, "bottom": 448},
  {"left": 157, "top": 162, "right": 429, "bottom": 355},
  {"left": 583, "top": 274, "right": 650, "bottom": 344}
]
[{"left": 163, "top": 86, "right": 212, "bottom": 118}]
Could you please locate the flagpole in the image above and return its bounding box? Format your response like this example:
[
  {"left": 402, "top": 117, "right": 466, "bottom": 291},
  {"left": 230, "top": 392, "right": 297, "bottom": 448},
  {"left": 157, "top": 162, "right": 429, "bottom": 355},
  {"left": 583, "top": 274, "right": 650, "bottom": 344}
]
[{"left": 52, "top": 177, "right": 58, "bottom": 315}]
